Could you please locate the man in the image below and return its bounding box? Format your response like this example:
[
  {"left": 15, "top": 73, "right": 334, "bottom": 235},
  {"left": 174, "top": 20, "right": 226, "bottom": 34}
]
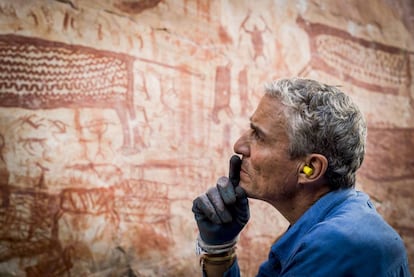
[{"left": 192, "top": 78, "right": 410, "bottom": 276}]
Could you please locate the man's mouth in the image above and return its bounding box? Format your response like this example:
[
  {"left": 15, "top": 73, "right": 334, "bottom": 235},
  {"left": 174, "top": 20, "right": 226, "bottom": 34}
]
[{"left": 240, "top": 166, "right": 248, "bottom": 178}]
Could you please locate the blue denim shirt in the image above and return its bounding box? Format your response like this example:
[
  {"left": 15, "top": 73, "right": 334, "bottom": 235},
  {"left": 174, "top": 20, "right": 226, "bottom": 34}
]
[{"left": 223, "top": 189, "right": 411, "bottom": 276}]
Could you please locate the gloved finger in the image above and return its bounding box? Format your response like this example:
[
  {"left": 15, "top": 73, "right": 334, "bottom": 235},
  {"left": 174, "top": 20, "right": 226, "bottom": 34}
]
[
  {"left": 192, "top": 194, "right": 222, "bottom": 224},
  {"left": 206, "top": 187, "right": 233, "bottom": 224},
  {"left": 235, "top": 185, "right": 247, "bottom": 199},
  {"left": 229, "top": 155, "right": 241, "bottom": 187},
  {"left": 232, "top": 185, "right": 250, "bottom": 226},
  {"left": 217, "top": 176, "right": 236, "bottom": 205},
  {"left": 234, "top": 195, "right": 250, "bottom": 226}
]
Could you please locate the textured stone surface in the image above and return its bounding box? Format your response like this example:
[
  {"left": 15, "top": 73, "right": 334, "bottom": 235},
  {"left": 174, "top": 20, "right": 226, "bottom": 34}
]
[
  {"left": 0, "top": 0, "right": 412, "bottom": 275},
  {"left": 358, "top": 128, "right": 414, "bottom": 273}
]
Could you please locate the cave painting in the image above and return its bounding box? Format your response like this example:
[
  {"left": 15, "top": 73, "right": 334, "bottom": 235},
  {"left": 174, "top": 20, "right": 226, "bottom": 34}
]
[
  {"left": 0, "top": 34, "right": 143, "bottom": 154},
  {"left": 238, "top": 66, "right": 250, "bottom": 117},
  {"left": 212, "top": 62, "right": 232, "bottom": 124},
  {"left": 0, "top": 108, "right": 174, "bottom": 275},
  {"left": 239, "top": 11, "right": 271, "bottom": 62},
  {"left": 297, "top": 16, "right": 413, "bottom": 96},
  {"left": 0, "top": 34, "right": 176, "bottom": 275},
  {"left": 0, "top": 178, "right": 171, "bottom": 275}
]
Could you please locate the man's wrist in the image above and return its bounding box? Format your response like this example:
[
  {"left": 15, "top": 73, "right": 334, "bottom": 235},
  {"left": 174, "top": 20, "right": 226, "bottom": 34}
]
[
  {"left": 196, "top": 235, "right": 239, "bottom": 255},
  {"left": 201, "top": 248, "right": 237, "bottom": 263},
  {"left": 199, "top": 247, "right": 237, "bottom": 276}
]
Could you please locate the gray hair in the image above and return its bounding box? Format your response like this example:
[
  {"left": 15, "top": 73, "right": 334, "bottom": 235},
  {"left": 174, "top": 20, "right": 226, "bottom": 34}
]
[{"left": 265, "top": 78, "right": 367, "bottom": 189}]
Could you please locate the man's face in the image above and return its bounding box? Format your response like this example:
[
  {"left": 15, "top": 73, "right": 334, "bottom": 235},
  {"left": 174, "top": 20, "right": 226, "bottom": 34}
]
[{"left": 234, "top": 94, "right": 301, "bottom": 204}]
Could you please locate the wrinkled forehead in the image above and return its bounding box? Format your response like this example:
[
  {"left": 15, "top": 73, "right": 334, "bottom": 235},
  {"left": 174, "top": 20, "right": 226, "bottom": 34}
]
[{"left": 251, "top": 95, "right": 289, "bottom": 131}]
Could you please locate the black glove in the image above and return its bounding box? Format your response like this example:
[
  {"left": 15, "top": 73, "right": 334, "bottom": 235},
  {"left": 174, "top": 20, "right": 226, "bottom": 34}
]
[{"left": 192, "top": 155, "right": 250, "bottom": 246}]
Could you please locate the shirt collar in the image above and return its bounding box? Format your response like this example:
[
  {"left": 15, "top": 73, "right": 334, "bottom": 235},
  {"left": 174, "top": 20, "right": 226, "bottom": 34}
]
[{"left": 271, "top": 188, "right": 357, "bottom": 266}]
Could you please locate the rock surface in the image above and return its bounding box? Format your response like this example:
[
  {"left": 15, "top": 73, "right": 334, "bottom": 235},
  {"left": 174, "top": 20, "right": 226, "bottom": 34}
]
[{"left": 0, "top": 0, "right": 412, "bottom": 275}]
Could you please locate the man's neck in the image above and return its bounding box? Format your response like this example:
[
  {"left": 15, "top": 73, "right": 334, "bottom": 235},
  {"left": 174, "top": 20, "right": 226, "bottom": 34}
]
[{"left": 274, "top": 186, "right": 332, "bottom": 225}]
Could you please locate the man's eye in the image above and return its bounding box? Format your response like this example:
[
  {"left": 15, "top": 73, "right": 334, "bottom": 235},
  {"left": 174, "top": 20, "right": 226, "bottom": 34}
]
[{"left": 251, "top": 129, "right": 262, "bottom": 140}]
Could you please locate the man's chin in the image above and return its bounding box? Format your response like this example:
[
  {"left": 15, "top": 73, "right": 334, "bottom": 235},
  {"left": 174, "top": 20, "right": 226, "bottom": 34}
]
[
  {"left": 238, "top": 183, "right": 253, "bottom": 198},
  {"left": 245, "top": 192, "right": 257, "bottom": 200}
]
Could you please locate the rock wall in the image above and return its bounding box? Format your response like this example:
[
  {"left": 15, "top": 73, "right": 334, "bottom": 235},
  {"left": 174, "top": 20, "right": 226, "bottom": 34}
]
[{"left": 0, "top": 0, "right": 412, "bottom": 276}]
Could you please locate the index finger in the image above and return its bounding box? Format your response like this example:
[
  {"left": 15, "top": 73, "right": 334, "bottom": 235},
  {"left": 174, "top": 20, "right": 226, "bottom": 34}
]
[{"left": 229, "top": 155, "right": 241, "bottom": 187}]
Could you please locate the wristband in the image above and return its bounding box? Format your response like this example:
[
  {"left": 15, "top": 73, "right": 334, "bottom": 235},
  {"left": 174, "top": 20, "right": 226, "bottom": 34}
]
[
  {"left": 195, "top": 235, "right": 238, "bottom": 255},
  {"left": 199, "top": 248, "right": 237, "bottom": 274}
]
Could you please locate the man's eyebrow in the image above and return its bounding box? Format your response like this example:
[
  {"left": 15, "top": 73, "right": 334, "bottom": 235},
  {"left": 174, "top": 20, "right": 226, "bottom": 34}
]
[{"left": 249, "top": 120, "right": 265, "bottom": 136}]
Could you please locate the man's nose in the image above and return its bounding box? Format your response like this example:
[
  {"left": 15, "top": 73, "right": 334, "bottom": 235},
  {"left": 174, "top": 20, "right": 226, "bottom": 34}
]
[{"left": 233, "top": 131, "right": 249, "bottom": 156}]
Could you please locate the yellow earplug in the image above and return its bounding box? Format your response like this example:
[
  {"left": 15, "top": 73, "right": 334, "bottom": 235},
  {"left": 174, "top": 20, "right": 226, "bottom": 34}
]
[{"left": 303, "top": 165, "right": 313, "bottom": 176}]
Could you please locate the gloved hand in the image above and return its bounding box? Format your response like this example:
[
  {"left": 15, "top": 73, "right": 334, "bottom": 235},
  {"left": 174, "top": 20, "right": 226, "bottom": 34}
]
[{"left": 192, "top": 155, "right": 250, "bottom": 246}]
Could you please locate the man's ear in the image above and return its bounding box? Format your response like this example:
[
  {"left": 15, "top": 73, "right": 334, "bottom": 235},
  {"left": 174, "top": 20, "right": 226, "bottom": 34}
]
[{"left": 298, "top": 154, "right": 328, "bottom": 184}]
